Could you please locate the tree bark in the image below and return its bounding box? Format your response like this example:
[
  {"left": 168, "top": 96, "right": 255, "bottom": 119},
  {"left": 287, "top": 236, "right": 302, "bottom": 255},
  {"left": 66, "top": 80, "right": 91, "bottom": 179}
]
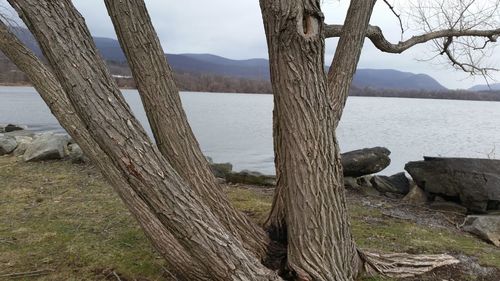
[
  {"left": 8, "top": 1, "right": 280, "bottom": 280},
  {"left": 0, "top": 19, "right": 209, "bottom": 280},
  {"left": 103, "top": 0, "right": 269, "bottom": 258},
  {"left": 259, "top": 0, "right": 375, "bottom": 279}
]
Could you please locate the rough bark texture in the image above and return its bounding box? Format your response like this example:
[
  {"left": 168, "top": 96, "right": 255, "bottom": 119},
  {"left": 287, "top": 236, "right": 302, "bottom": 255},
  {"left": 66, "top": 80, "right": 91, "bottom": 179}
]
[
  {"left": 328, "top": 0, "right": 377, "bottom": 125},
  {"left": 259, "top": 0, "right": 374, "bottom": 279},
  {"left": 8, "top": 1, "right": 281, "bottom": 280},
  {"left": 103, "top": 0, "right": 269, "bottom": 258},
  {"left": 0, "top": 19, "right": 209, "bottom": 280}
]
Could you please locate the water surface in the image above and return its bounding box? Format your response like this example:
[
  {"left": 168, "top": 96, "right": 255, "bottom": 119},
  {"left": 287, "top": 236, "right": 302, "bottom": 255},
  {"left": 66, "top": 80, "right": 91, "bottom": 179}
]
[{"left": 1, "top": 86, "right": 499, "bottom": 175}]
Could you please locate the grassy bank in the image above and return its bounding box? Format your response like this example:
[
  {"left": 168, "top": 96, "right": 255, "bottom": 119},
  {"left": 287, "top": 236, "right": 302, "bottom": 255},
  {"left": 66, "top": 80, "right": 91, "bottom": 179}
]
[{"left": 0, "top": 156, "right": 499, "bottom": 280}]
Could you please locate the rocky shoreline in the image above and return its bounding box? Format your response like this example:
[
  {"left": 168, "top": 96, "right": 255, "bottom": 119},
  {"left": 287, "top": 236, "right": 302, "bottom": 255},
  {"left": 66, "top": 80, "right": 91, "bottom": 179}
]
[{"left": 1, "top": 123, "right": 499, "bottom": 247}]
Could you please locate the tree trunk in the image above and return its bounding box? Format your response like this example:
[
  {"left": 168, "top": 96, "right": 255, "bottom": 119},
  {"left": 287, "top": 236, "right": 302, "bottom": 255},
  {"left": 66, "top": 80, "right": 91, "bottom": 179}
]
[
  {"left": 103, "top": 0, "right": 269, "bottom": 258},
  {"left": 260, "top": 0, "right": 376, "bottom": 279},
  {"left": 0, "top": 20, "right": 209, "bottom": 280},
  {"left": 8, "top": 1, "right": 280, "bottom": 280}
]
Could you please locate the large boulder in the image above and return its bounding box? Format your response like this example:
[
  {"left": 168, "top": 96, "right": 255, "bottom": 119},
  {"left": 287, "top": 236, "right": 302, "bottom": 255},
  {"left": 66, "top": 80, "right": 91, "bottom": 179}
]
[
  {"left": 23, "top": 133, "right": 69, "bottom": 162},
  {"left": 0, "top": 136, "right": 17, "bottom": 155},
  {"left": 68, "top": 143, "right": 88, "bottom": 163},
  {"left": 402, "top": 184, "right": 428, "bottom": 205},
  {"left": 370, "top": 172, "right": 411, "bottom": 195},
  {"left": 13, "top": 136, "right": 33, "bottom": 156},
  {"left": 341, "top": 147, "right": 391, "bottom": 177},
  {"left": 226, "top": 170, "right": 276, "bottom": 186},
  {"left": 463, "top": 215, "right": 500, "bottom": 247},
  {"left": 405, "top": 157, "right": 500, "bottom": 212}
]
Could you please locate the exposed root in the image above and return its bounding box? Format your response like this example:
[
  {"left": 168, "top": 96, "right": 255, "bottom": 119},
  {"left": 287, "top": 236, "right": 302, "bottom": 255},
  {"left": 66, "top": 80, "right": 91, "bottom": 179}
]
[{"left": 360, "top": 250, "right": 460, "bottom": 278}]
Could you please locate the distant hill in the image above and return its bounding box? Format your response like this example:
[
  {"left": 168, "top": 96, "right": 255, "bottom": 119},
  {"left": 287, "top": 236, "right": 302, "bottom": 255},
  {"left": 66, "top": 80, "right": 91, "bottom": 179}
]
[
  {"left": 353, "top": 69, "right": 447, "bottom": 91},
  {"left": 469, "top": 83, "right": 500, "bottom": 92},
  {"left": 6, "top": 27, "right": 447, "bottom": 91}
]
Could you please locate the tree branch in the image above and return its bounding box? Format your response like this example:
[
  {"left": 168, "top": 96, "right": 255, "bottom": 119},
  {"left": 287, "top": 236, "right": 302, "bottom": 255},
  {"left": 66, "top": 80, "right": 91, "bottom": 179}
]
[{"left": 325, "top": 24, "right": 500, "bottom": 54}]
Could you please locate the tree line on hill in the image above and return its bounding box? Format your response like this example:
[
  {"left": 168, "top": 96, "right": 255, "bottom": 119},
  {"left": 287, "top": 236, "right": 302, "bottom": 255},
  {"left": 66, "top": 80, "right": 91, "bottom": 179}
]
[{"left": 1, "top": 53, "right": 499, "bottom": 100}]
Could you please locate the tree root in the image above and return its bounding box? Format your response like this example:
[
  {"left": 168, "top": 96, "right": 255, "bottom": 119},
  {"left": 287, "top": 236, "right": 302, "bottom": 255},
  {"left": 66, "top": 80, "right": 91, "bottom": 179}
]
[{"left": 359, "top": 250, "right": 460, "bottom": 278}]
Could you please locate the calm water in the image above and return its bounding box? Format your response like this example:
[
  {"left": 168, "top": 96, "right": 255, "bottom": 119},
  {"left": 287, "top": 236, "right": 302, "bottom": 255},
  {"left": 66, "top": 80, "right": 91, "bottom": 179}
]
[{"left": 1, "top": 86, "right": 500, "bottom": 175}]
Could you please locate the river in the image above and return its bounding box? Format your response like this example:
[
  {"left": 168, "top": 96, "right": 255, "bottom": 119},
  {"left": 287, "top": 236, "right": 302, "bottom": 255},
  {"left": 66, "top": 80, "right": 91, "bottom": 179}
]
[{"left": 1, "top": 86, "right": 499, "bottom": 175}]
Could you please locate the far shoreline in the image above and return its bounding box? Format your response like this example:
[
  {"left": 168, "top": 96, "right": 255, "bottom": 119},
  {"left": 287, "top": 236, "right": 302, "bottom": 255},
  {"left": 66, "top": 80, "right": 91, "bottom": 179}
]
[{"left": 2, "top": 83, "right": 500, "bottom": 102}]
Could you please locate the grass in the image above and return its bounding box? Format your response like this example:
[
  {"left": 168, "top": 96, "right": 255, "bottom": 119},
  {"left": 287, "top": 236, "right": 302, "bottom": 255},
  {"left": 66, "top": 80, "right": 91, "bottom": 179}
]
[{"left": 0, "top": 156, "right": 499, "bottom": 280}]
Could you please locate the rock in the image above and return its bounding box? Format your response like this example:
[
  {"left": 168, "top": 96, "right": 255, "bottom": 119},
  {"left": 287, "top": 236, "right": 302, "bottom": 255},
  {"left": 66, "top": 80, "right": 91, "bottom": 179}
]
[
  {"left": 341, "top": 147, "right": 391, "bottom": 177},
  {"left": 387, "top": 173, "right": 411, "bottom": 194},
  {"left": 430, "top": 201, "right": 468, "bottom": 215},
  {"left": 344, "top": 177, "right": 360, "bottom": 189},
  {"left": 13, "top": 136, "right": 33, "bottom": 156},
  {"left": 226, "top": 170, "right": 276, "bottom": 186},
  {"left": 344, "top": 176, "right": 380, "bottom": 196},
  {"left": 370, "top": 173, "right": 410, "bottom": 195},
  {"left": 463, "top": 215, "right": 500, "bottom": 246},
  {"left": 356, "top": 176, "right": 380, "bottom": 196},
  {"left": 405, "top": 157, "right": 500, "bottom": 212},
  {"left": 210, "top": 162, "right": 233, "bottom": 178},
  {"left": 68, "top": 143, "right": 88, "bottom": 163},
  {"left": 0, "top": 136, "right": 17, "bottom": 155},
  {"left": 402, "top": 185, "right": 428, "bottom": 205},
  {"left": 216, "top": 178, "right": 226, "bottom": 185},
  {"left": 23, "top": 133, "right": 69, "bottom": 162},
  {"left": 4, "top": 124, "right": 25, "bottom": 132}
]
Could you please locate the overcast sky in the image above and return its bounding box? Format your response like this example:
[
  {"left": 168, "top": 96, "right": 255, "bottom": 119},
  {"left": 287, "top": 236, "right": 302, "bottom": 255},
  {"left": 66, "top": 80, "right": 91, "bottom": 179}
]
[{"left": 5, "top": 0, "right": 500, "bottom": 89}]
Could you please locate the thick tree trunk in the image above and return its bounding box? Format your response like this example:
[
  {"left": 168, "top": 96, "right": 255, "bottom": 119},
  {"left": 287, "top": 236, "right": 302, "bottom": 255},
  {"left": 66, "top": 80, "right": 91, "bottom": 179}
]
[
  {"left": 8, "top": 1, "right": 280, "bottom": 280},
  {"left": 103, "top": 0, "right": 269, "bottom": 258},
  {"left": 0, "top": 20, "right": 209, "bottom": 280},
  {"left": 259, "top": 0, "right": 376, "bottom": 280}
]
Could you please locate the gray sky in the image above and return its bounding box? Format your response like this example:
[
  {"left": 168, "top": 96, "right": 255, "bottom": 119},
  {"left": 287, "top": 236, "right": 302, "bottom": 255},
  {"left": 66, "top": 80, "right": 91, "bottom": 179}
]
[{"left": 6, "top": 0, "right": 500, "bottom": 89}]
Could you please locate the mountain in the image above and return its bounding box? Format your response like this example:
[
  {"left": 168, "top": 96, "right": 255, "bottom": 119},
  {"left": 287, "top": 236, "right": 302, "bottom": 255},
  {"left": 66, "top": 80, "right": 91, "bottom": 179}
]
[
  {"left": 469, "top": 83, "right": 500, "bottom": 92},
  {"left": 6, "top": 26, "right": 447, "bottom": 91},
  {"left": 353, "top": 69, "right": 447, "bottom": 91}
]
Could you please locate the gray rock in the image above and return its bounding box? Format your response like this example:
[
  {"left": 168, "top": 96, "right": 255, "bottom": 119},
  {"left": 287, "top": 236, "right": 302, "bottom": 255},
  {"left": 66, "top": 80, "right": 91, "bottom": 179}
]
[
  {"left": 463, "top": 215, "right": 500, "bottom": 247},
  {"left": 0, "top": 136, "right": 17, "bottom": 155},
  {"left": 210, "top": 162, "right": 233, "bottom": 178},
  {"left": 405, "top": 157, "right": 500, "bottom": 212},
  {"left": 68, "top": 143, "right": 88, "bottom": 163},
  {"left": 4, "top": 124, "right": 25, "bottom": 132},
  {"left": 226, "top": 170, "right": 276, "bottom": 186},
  {"left": 344, "top": 177, "right": 360, "bottom": 189},
  {"left": 387, "top": 172, "right": 411, "bottom": 194},
  {"left": 341, "top": 147, "right": 391, "bottom": 177},
  {"left": 402, "top": 184, "right": 428, "bottom": 205},
  {"left": 23, "top": 133, "right": 69, "bottom": 162},
  {"left": 370, "top": 173, "right": 410, "bottom": 195},
  {"left": 13, "top": 136, "right": 33, "bottom": 156}
]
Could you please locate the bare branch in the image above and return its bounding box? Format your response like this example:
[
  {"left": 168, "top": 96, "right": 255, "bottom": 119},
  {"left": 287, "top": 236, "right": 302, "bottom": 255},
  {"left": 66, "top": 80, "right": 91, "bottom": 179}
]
[
  {"left": 382, "top": 0, "right": 405, "bottom": 39},
  {"left": 325, "top": 24, "right": 500, "bottom": 54}
]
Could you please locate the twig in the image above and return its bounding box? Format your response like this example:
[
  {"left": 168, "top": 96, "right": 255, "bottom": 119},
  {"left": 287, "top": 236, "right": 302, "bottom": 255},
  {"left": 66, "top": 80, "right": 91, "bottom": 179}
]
[
  {"left": 112, "top": 271, "right": 122, "bottom": 281},
  {"left": 0, "top": 269, "right": 54, "bottom": 279},
  {"left": 382, "top": 0, "right": 404, "bottom": 39}
]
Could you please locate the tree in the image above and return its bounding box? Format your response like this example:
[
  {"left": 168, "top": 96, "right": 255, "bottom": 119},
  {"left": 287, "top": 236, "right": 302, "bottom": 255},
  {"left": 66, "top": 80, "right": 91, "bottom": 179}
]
[{"left": 1, "top": 0, "right": 499, "bottom": 280}]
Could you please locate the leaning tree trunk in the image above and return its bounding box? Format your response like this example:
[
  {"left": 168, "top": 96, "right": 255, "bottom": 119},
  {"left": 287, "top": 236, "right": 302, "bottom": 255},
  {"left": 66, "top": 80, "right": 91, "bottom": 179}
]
[
  {"left": 103, "top": 0, "right": 269, "bottom": 258},
  {"left": 0, "top": 20, "right": 210, "bottom": 280},
  {"left": 259, "top": 0, "right": 377, "bottom": 279},
  {"left": 8, "top": 1, "right": 280, "bottom": 280}
]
